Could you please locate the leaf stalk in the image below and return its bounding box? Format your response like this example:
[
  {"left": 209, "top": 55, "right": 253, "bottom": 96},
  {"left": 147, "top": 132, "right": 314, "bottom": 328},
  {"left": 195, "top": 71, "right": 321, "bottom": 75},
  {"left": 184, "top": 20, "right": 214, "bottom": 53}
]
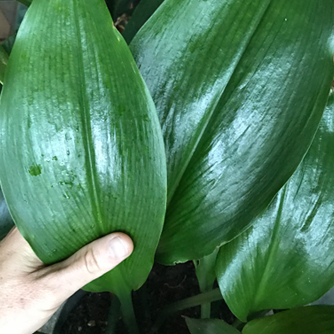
[{"left": 153, "top": 288, "right": 223, "bottom": 332}]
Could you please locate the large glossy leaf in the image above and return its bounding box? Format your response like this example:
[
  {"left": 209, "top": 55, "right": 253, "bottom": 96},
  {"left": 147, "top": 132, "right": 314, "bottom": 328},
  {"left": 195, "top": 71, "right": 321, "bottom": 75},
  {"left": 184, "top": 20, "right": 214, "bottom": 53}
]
[
  {"left": 243, "top": 306, "right": 334, "bottom": 334},
  {"left": 186, "top": 317, "right": 240, "bottom": 334},
  {"left": 130, "top": 0, "right": 334, "bottom": 264},
  {"left": 216, "top": 92, "right": 334, "bottom": 321},
  {"left": 0, "top": 45, "right": 8, "bottom": 85},
  {"left": 0, "top": 0, "right": 166, "bottom": 297}
]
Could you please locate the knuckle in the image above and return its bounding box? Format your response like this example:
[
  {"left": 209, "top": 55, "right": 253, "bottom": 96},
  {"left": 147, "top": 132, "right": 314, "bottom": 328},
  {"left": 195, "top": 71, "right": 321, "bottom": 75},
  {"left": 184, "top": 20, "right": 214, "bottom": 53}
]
[{"left": 83, "top": 248, "right": 102, "bottom": 275}]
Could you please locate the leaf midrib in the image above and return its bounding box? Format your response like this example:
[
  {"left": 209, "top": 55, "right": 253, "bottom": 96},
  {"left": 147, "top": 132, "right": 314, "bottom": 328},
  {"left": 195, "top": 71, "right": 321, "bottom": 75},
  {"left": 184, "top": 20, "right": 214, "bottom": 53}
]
[
  {"left": 72, "top": 0, "right": 103, "bottom": 233},
  {"left": 166, "top": 0, "right": 273, "bottom": 207},
  {"left": 250, "top": 185, "right": 287, "bottom": 316}
]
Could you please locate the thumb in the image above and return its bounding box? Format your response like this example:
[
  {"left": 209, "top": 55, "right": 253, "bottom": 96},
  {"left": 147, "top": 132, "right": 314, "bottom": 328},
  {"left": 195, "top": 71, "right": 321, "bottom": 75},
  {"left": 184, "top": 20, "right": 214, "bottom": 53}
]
[{"left": 44, "top": 233, "right": 133, "bottom": 301}]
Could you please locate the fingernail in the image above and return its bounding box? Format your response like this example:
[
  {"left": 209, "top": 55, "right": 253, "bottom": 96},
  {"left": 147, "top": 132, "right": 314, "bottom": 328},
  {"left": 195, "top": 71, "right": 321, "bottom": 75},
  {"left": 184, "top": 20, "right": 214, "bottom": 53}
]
[{"left": 109, "top": 236, "right": 129, "bottom": 259}]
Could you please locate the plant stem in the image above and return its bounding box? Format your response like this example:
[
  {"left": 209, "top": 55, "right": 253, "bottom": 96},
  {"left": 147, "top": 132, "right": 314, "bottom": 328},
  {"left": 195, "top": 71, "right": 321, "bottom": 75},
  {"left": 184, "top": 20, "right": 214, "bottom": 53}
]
[
  {"left": 118, "top": 290, "right": 140, "bottom": 334},
  {"left": 201, "top": 302, "right": 211, "bottom": 319},
  {"left": 232, "top": 318, "right": 243, "bottom": 330},
  {"left": 194, "top": 249, "right": 219, "bottom": 319},
  {"left": 153, "top": 288, "right": 223, "bottom": 332},
  {"left": 106, "top": 293, "right": 121, "bottom": 334},
  {"left": 194, "top": 257, "right": 211, "bottom": 319}
]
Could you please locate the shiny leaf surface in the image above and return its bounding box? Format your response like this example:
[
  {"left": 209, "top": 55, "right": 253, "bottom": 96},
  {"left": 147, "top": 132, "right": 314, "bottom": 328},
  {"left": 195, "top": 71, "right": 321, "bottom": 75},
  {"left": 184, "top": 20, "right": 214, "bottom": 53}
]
[
  {"left": 243, "top": 306, "right": 334, "bottom": 334},
  {"left": 130, "top": 0, "right": 334, "bottom": 264},
  {"left": 216, "top": 92, "right": 334, "bottom": 321},
  {"left": 186, "top": 317, "right": 240, "bottom": 334},
  {"left": 0, "top": 0, "right": 167, "bottom": 295}
]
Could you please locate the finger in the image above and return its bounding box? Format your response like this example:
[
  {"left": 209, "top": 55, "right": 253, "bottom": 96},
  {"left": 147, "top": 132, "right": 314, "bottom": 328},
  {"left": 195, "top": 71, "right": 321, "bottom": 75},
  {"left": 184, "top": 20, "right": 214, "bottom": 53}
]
[{"left": 42, "top": 232, "right": 133, "bottom": 301}]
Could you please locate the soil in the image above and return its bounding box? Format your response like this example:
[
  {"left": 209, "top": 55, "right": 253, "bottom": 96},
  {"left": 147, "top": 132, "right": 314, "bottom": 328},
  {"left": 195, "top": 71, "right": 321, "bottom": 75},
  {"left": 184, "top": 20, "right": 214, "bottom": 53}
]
[{"left": 61, "top": 262, "right": 235, "bottom": 334}]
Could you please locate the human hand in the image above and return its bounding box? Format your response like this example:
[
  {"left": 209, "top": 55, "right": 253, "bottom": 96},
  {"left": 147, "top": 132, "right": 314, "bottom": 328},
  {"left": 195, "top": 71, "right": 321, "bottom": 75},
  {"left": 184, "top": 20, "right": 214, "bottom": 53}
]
[{"left": 0, "top": 227, "right": 133, "bottom": 334}]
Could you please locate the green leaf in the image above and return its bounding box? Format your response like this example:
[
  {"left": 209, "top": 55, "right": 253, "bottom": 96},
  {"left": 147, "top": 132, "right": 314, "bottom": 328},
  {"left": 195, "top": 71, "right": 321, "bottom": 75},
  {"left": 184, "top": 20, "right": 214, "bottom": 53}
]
[
  {"left": 186, "top": 317, "right": 241, "bottom": 334},
  {"left": 0, "top": 45, "right": 8, "bottom": 85},
  {"left": 194, "top": 249, "right": 219, "bottom": 318},
  {"left": 130, "top": 0, "right": 334, "bottom": 264},
  {"left": 195, "top": 249, "right": 218, "bottom": 295},
  {"left": 123, "top": 0, "right": 164, "bottom": 44},
  {"left": 0, "top": 0, "right": 167, "bottom": 297},
  {"left": 243, "top": 306, "right": 334, "bottom": 334},
  {"left": 216, "top": 92, "right": 334, "bottom": 321},
  {"left": 0, "top": 187, "right": 14, "bottom": 241},
  {"left": 154, "top": 288, "right": 223, "bottom": 330}
]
